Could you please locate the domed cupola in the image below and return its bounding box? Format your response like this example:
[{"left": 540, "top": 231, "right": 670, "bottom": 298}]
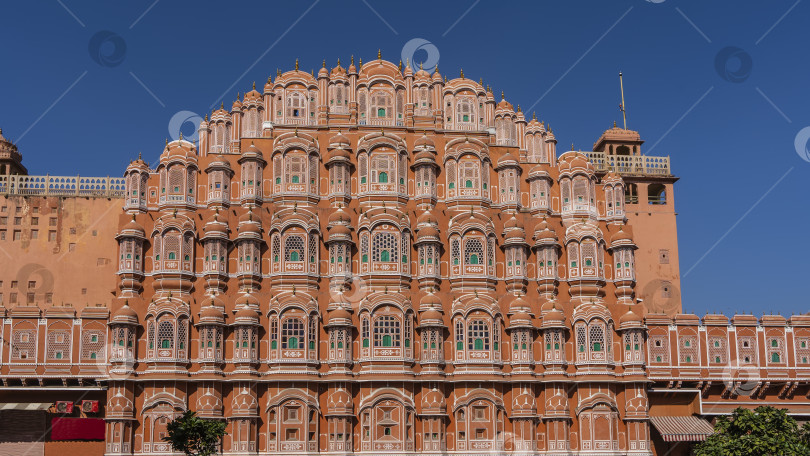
[
  {"left": 418, "top": 291, "right": 446, "bottom": 370},
  {"left": 609, "top": 223, "right": 637, "bottom": 305},
  {"left": 414, "top": 210, "right": 441, "bottom": 288},
  {"left": 326, "top": 131, "right": 353, "bottom": 202},
  {"left": 157, "top": 138, "right": 199, "bottom": 209},
  {"left": 506, "top": 294, "right": 535, "bottom": 369},
  {"left": 602, "top": 171, "right": 626, "bottom": 223},
  {"left": 502, "top": 214, "right": 529, "bottom": 293},
  {"left": 205, "top": 155, "right": 234, "bottom": 207},
  {"left": 116, "top": 214, "right": 147, "bottom": 293},
  {"left": 325, "top": 301, "right": 353, "bottom": 371},
  {"left": 124, "top": 153, "right": 150, "bottom": 212},
  {"left": 109, "top": 299, "right": 139, "bottom": 372},
  {"left": 326, "top": 205, "right": 354, "bottom": 283},
  {"left": 234, "top": 208, "right": 262, "bottom": 291},
  {"left": 237, "top": 142, "right": 266, "bottom": 205},
  {"left": 0, "top": 128, "right": 25, "bottom": 175}
]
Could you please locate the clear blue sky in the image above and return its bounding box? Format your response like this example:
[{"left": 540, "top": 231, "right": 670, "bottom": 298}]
[{"left": 0, "top": 0, "right": 807, "bottom": 316}]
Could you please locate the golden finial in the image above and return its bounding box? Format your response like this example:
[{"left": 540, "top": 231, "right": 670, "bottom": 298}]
[
  {"left": 294, "top": 127, "right": 298, "bottom": 137},
  {"left": 165, "top": 138, "right": 169, "bottom": 147},
  {"left": 277, "top": 68, "right": 281, "bottom": 76},
  {"left": 292, "top": 285, "right": 296, "bottom": 295},
  {"left": 613, "top": 120, "right": 617, "bottom": 127},
  {"left": 479, "top": 78, "right": 483, "bottom": 86},
  {"left": 337, "top": 57, "right": 341, "bottom": 67},
  {"left": 460, "top": 68, "right": 464, "bottom": 79},
  {"left": 377, "top": 49, "right": 381, "bottom": 60},
  {"left": 179, "top": 131, "right": 183, "bottom": 140},
  {"left": 420, "top": 61, "right": 423, "bottom": 71},
  {"left": 138, "top": 151, "right": 142, "bottom": 160},
  {"left": 322, "top": 59, "right": 326, "bottom": 68},
  {"left": 381, "top": 127, "right": 384, "bottom": 136},
  {"left": 501, "top": 91, "right": 505, "bottom": 100},
  {"left": 295, "top": 59, "right": 300, "bottom": 71},
  {"left": 311, "top": 69, "right": 314, "bottom": 76},
  {"left": 172, "top": 208, "right": 177, "bottom": 218},
  {"left": 351, "top": 55, "right": 354, "bottom": 65},
  {"left": 406, "top": 57, "right": 410, "bottom": 68},
  {"left": 444, "top": 76, "right": 447, "bottom": 83},
  {"left": 398, "top": 60, "right": 402, "bottom": 71},
  {"left": 435, "top": 64, "right": 439, "bottom": 73},
  {"left": 236, "top": 92, "right": 240, "bottom": 100},
  {"left": 267, "top": 76, "right": 271, "bottom": 84},
  {"left": 359, "top": 57, "right": 363, "bottom": 66},
  {"left": 517, "top": 105, "right": 522, "bottom": 112},
  {"left": 571, "top": 143, "right": 574, "bottom": 150},
  {"left": 204, "top": 114, "right": 208, "bottom": 122},
  {"left": 220, "top": 101, "right": 224, "bottom": 109},
  {"left": 532, "top": 112, "right": 537, "bottom": 120},
  {"left": 252, "top": 81, "right": 256, "bottom": 90}
]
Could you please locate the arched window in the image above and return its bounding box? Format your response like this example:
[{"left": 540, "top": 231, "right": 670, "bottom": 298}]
[
  {"left": 464, "top": 238, "right": 483, "bottom": 265},
  {"left": 282, "top": 318, "right": 304, "bottom": 349},
  {"left": 374, "top": 315, "right": 400, "bottom": 347},
  {"left": 284, "top": 235, "right": 305, "bottom": 262},
  {"left": 648, "top": 184, "right": 666, "bottom": 205},
  {"left": 468, "top": 319, "right": 490, "bottom": 351},
  {"left": 158, "top": 320, "right": 174, "bottom": 350}
]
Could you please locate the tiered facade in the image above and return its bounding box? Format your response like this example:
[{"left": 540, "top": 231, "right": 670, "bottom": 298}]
[{"left": 109, "top": 57, "right": 654, "bottom": 455}]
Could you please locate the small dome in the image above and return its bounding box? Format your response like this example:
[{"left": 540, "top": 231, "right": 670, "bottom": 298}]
[
  {"left": 234, "top": 306, "right": 260, "bottom": 324},
  {"left": 416, "top": 225, "right": 440, "bottom": 241},
  {"left": 206, "top": 155, "right": 232, "bottom": 171},
  {"left": 557, "top": 151, "right": 594, "bottom": 175},
  {"left": 120, "top": 216, "right": 145, "bottom": 238},
  {"left": 513, "top": 391, "right": 536, "bottom": 414},
  {"left": 111, "top": 301, "right": 139, "bottom": 325},
  {"left": 239, "top": 142, "right": 265, "bottom": 163},
  {"left": 328, "top": 206, "right": 352, "bottom": 225},
  {"left": 421, "top": 388, "right": 446, "bottom": 414},
  {"left": 610, "top": 225, "right": 634, "bottom": 246},
  {"left": 533, "top": 217, "right": 558, "bottom": 245},
  {"left": 327, "top": 307, "right": 352, "bottom": 326},
  {"left": 414, "top": 133, "right": 435, "bottom": 149},
  {"left": 420, "top": 292, "right": 442, "bottom": 309},
  {"left": 509, "top": 311, "right": 533, "bottom": 328},
  {"left": 413, "top": 149, "right": 437, "bottom": 167},
  {"left": 508, "top": 295, "right": 530, "bottom": 314},
  {"left": 417, "top": 210, "right": 437, "bottom": 226},
  {"left": 420, "top": 309, "right": 444, "bottom": 328},
  {"left": 327, "top": 223, "right": 352, "bottom": 242},
  {"left": 619, "top": 309, "right": 643, "bottom": 329},
  {"left": 199, "top": 305, "right": 225, "bottom": 325},
  {"left": 327, "top": 388, "right": 353, "bottom": 414},
  {"left": 328, "top": 131, "right": 351, "bottom": 148},
  {"left": 160, "top": 139, "right": 198, "bottom": 163},
  {"left": 496, "top": 151, "right": 519, "bottom": 168},
  {"left": 234, "top": 293, "right": 259, "bottom": 309}
]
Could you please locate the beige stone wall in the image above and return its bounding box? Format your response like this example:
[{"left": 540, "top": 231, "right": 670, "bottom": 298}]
[{"left": 0, "top": 196, "right": 120, "bottom": 310}]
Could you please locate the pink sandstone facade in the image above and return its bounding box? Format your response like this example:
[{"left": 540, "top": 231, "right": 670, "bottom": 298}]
[{"left": 0, "top": 56, "right": 801, "bottom": 456}]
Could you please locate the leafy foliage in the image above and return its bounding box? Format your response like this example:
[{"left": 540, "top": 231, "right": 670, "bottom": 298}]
[
  {"left": 163, "top": 410, "right": 227, "bottom": 456},
  {"left": 695, "top": 406, "right": 810, "bottom": 456}
]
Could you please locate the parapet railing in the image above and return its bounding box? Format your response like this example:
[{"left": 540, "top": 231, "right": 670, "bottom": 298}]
[
  {"left": 585, "top": 152, "right": 671, "bottom": 176},
  {"left": 0, "top": 174, "right": 126, "bottom": 198}
]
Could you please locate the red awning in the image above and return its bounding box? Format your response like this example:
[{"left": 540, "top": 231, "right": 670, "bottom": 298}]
[
  {"left": 50, "top": 417, "right": 105, "bottom": 441},
  {"left": 650, "top": 415, "right": 714, "bottom": 442}
]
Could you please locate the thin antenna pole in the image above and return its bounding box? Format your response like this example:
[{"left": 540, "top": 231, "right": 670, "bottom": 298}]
[{"left": 619, "top": 72, "right": 627, "bottom": 130}]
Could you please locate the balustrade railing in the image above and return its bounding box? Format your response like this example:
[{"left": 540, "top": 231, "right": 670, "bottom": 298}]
[
  {"left": 0, "top": 174, "right": 126, "bottom": 198},
  {"left": 585, "top": 152, "right": 671, "bottom": 176}
]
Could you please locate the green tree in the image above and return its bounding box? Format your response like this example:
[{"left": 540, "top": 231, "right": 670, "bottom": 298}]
[
  {"left": 163, "top": 410, "right": 227, "bottom": 456},
  {"left": 695, "top": 406, "right": 810, "bottom": 456}
]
